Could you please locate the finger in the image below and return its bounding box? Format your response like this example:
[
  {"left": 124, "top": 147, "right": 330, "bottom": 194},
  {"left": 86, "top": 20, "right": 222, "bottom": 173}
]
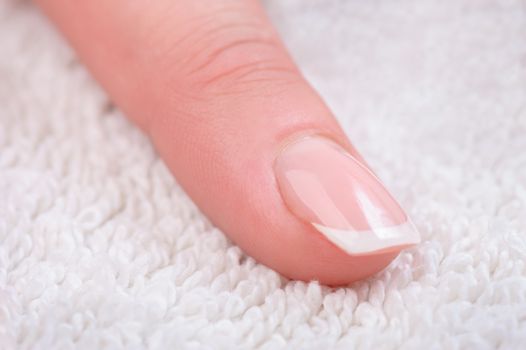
[{"left": 36, "top": 0, "right": 420, "bottom": 285}]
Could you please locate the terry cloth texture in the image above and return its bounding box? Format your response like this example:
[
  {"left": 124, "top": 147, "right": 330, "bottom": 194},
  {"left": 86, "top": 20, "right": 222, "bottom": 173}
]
[{"left": 1, "top": 0, "right": 526, "bottom": 349}]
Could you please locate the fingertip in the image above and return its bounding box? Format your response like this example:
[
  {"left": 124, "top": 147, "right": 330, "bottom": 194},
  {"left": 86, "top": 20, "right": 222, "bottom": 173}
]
[{"left": 37, "top": 0, "right": 420, "bottom": 285}]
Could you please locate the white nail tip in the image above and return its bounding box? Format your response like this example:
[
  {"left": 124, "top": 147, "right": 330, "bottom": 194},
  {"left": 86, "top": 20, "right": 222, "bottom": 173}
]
[{"left": 312, "top": 220, "right": 421, "bottom": 256}]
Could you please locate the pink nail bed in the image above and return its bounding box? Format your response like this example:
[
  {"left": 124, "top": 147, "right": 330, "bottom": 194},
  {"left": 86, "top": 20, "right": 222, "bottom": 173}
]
[{"left": 274, "top": 135, "right": 420, "bottom": 256}]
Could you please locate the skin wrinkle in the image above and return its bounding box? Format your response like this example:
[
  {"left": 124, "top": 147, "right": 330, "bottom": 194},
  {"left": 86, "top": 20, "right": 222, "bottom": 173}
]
[
  {"left": 142, "top": 3, "right": 294, "bottom": 97},
  {"left": 150, "top": 4, "right": 274, "bottom": 80},
  {"left": 158, "top": 21, "right": 263, "bottom": 68},
  {"left": 185, "top": 25, "right": 275, "bottom": 74},
  {"left": 199, "top": 57, "right": 298, "bottom": 91},
  {"left": 177, "top": 28, "right": 294, "bottom": 92},
  {"left": 152, "top": 22, "right": 297, "bottom": 101},
  {"left": 134, "top": 2, "right": 257, "bottom": 63}
]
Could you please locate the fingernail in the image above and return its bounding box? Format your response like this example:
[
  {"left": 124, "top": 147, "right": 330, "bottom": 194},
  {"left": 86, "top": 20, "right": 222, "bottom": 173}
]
[{"left": 274, "top": 135, "right": 420, "bottom": 256}]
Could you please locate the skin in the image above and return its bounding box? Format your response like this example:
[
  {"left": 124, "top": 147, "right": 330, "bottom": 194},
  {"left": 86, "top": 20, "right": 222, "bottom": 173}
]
[{"left": 36, "top": 0, "right": 401, "bottom": 286}]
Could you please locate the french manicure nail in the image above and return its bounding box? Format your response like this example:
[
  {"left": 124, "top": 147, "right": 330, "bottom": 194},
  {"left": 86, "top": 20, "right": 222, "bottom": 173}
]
[{"left": 274, "top": 135, "right": 420, "bottom": 256}]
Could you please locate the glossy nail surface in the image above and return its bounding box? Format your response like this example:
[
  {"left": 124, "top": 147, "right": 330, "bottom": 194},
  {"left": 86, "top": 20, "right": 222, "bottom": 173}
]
[{"left": 274, "top": 135, "right": 420, "bottom": 255}]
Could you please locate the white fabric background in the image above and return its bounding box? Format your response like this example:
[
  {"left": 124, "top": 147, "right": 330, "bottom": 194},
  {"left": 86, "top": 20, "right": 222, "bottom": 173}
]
[{"left": 1, "top": 0, "right": 526, "bottom": 349}]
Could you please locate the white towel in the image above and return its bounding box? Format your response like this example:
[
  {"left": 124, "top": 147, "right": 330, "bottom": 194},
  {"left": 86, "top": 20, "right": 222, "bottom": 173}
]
[{"left": 1, "top": 0, "right": 525, "bottom": 348}]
